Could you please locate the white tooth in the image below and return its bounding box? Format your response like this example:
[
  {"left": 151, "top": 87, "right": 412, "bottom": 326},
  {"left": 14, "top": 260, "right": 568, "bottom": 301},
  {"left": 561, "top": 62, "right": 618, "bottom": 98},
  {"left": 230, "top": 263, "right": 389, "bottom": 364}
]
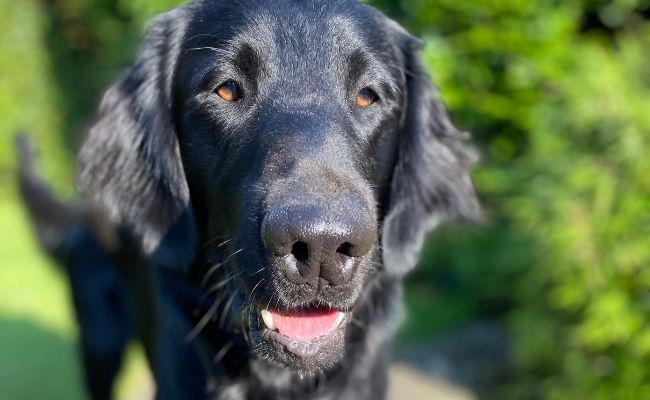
[
  {"left": 261, "top": 310, "right": 276, "bottom": 331},
  {"left": 335, "top": 311, "right": 345, "bottom": 328}
]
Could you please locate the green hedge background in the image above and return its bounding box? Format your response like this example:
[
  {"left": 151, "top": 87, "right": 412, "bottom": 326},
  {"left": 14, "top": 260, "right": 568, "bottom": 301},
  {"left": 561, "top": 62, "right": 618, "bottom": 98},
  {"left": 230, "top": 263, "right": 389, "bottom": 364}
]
[{"left": 0, "top": 0, "right": 649, "bottom": 398}]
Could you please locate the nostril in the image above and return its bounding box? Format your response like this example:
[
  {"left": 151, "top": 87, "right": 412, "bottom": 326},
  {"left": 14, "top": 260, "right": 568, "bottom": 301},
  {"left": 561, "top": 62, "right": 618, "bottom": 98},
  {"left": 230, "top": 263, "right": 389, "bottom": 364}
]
[
  {"left": 291, "top": 241, "right": 309, "bottom": 263},
  {"left": 336, "top": 242, "right": 354, "bottom": 257}
]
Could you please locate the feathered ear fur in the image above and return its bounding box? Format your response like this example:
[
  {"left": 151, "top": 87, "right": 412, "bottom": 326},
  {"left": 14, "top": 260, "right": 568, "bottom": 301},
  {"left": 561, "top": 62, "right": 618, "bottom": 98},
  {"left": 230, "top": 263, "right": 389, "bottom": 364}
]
[
  {"left": 77, "top": 7, "right": 196, "bottom": 267},
  {"left": 382, "top": 33, "right": 480, "bottom": 277}
]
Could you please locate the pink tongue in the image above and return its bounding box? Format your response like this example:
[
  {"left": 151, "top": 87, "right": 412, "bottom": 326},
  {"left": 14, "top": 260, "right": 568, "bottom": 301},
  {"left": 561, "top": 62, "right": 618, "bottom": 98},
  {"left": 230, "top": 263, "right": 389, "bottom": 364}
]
[{"left": 270, "top": 309, "right": 339, "bottom": 341}]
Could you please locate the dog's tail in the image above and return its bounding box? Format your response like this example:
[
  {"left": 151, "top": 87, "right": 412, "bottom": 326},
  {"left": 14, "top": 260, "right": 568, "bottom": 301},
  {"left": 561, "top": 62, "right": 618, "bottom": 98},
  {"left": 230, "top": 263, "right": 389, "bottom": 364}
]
[
  {"left": 15, "top": 134, "right": 91, "bottom": 260},
  {"left": 16, "top": 134, "right": 128, "bottom": 261}
]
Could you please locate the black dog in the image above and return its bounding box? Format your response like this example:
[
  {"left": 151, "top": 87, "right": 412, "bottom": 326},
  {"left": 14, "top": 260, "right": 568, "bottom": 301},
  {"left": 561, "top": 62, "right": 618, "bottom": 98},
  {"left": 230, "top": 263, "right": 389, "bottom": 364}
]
[{"left": 20, "top": 0, "right": 478, "bottom": 398}]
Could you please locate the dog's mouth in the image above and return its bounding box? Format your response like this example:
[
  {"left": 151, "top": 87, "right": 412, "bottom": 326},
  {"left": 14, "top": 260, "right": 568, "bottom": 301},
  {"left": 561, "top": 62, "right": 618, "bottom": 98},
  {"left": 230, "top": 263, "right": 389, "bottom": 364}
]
[
  {"left": 260, "top": 308, "right": 346, "bottom": 341},
  {"left": 247, "top": 304, "right": 351, "bottom": 372}
]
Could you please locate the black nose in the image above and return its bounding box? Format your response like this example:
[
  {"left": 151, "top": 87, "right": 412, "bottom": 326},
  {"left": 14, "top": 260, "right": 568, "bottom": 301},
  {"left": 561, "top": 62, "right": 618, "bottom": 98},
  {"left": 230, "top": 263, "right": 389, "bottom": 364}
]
[{"left": 261, "top": 199, "right": 376, "bottom": 286}]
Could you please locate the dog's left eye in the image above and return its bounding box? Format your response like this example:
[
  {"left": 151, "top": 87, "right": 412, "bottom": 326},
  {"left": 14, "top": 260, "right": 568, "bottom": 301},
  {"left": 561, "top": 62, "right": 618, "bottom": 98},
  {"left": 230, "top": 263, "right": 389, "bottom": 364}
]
[
  {"left": 215, "top": 81, "right": 242, "bottom": 102},
  {"left": 356, "top": 88, "right": 379, "bottom": 108}
]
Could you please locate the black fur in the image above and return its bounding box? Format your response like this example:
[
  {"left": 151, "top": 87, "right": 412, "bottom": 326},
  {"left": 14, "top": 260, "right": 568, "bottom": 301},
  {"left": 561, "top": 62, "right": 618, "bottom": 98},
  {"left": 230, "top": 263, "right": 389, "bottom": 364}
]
[{"left": 20, "top": 1, "right": 478, "bottom": 399}]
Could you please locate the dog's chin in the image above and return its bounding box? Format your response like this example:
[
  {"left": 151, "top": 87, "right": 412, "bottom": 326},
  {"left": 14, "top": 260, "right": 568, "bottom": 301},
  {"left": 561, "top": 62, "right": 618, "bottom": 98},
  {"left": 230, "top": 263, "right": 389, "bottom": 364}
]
[{"left": 247, "top": 305, "right": 351, "bottom": 374}]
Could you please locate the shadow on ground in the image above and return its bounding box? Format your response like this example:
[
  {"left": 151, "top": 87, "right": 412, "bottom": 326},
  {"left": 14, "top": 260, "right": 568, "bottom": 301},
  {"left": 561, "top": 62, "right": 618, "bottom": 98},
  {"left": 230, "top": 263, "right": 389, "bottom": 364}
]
[
  {"left": 390, "top": 321, "right": 510, "bottom": 400},
  {"left": 0, "top": 317, "right": 85, "bottom": 400}
]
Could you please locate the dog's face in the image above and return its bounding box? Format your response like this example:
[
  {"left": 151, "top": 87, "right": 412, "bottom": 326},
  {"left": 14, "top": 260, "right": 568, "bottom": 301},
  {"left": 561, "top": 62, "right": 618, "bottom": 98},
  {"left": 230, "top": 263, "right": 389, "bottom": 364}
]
[
  {"left": 174, "top": 0, "right": 404, "bottom": 371},
  {"left": 78, "top": 0, "right": 478, "bottom": 374}
]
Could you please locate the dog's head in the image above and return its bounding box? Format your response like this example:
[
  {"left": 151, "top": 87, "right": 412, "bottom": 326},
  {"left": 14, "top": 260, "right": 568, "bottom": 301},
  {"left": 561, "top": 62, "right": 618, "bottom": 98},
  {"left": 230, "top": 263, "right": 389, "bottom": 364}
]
[{"left": 78, "top": 0, "right": 478, "bottom": 374}]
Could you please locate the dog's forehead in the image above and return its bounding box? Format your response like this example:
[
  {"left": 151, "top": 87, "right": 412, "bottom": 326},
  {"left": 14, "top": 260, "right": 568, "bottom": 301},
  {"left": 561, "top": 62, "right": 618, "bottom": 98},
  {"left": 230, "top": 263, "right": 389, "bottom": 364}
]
[{"left": 185, "top": 0, "right": 396, "bottom": 68}]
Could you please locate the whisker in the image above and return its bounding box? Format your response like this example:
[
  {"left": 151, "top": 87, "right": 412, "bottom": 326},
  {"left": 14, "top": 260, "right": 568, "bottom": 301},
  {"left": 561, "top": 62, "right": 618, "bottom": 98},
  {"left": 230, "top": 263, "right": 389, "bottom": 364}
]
[
  {"left": 183, "top": 46, "right": 222, "bottom": 53},
  {"left": 201, "top": 248, "right": 244, "bottom": 287},
  {"left": 249, "top": 266, "right": 266, "bottom": 276},
  {"left": 213, "top": 341, "right": 235, "bottom": 364},
  {"left": 185, "top": 33, "right": 222, "bottom": 42},
  {"left": 199, "top": 236, "right": 232, "bottom": 251},
  {"left": 205, "top": 274, "right": 238, "bottom": 294},
  {"left": 272, "top": 296, "right": 283, "bottom": 315},
  {"left": 201, "top": 263, "right": 226, "bottom": 287},
  {"left": 217, "top": 238, "right": 233, "bottom": 248},
  {"left": 265, "top": 294, "right": 274, "bottom": 312},
  {"left": 249, "top": 277, "right": 265, "bottom": 303},
  {"left": 218, "top": 292, "right": 238, "bottom": 329},
  {"left": 350, "top": 318, "right": 366, "bottom": 329},
  {"left": 185, "top": 300, "right": 220, "bottom": 343}
]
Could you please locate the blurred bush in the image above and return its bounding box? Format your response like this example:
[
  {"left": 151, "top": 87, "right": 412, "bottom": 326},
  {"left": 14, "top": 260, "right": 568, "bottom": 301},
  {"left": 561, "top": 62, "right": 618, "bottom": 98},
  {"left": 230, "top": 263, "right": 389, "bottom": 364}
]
[
  {"left": 374, "top": 0, "right": 650, "bottom": 398},
  {"left": 1, "top": 0, "right": 649, "bottom": 398}
]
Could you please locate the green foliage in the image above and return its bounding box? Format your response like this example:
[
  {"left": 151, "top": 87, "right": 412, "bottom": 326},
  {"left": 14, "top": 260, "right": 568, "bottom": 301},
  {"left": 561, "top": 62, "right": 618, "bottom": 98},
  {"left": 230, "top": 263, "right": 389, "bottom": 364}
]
[
  {"left": 375, "top": 0, "right": 650, "bottom": 397},
  {"left": 0, "top": 0, "right": 70, "bottom": 195},
  {"left": 0, "top": 0, "right": 183, "bottom": 195}
]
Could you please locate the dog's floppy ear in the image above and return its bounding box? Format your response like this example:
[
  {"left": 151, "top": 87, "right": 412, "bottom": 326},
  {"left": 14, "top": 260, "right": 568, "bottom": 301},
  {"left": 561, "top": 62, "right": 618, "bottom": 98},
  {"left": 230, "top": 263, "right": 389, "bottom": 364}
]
[
  {"left": 78, "top": 7, "right": 195, "bottom": 268},
  {"left": 381, "top": 32, "right": 480, "bottom": 277}
]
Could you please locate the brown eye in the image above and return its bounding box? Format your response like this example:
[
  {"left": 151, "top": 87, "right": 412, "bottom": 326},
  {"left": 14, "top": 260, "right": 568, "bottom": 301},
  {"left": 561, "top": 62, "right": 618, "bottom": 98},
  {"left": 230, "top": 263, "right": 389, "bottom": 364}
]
[
  {"left": 215, "top": 81, "right": 242, "bottom": 102},
  {"left": 356, "top": 87, "right": 378, "bottom": 108}
]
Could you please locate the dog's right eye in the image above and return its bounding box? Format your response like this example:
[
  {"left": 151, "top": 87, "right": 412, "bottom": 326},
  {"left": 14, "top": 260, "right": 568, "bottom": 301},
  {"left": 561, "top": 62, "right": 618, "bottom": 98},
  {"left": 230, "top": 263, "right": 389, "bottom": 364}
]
[
  {"left": 215, "top": 81, "right": 242, "bottom": 102},
  {"left": 356, "top": 87, "right": 378, "bottom": 108}
]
